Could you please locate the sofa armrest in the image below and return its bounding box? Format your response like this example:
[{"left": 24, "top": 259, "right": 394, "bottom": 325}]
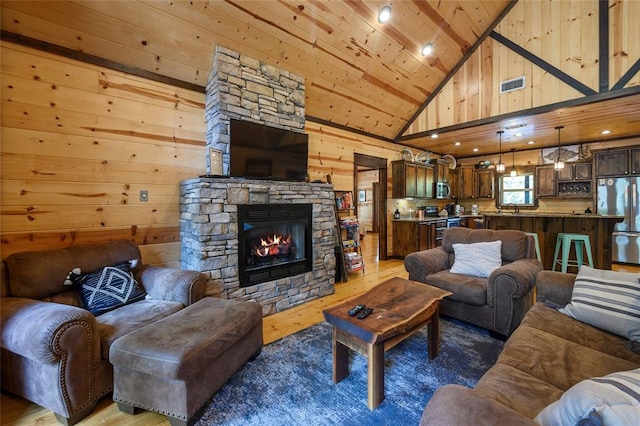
[
  {"left": 1, "top": 297, "right": 100, "bottom": 363},
  {"left": 137, "top": 266, "right": 207, "bottom": 306},
  {"left": 489, "top": 259, "right": 543, "bottom": 301},
  {"left": 536, "top": 270, "right": 576, "bottom": 306},
  {"left": 404, "top": 248, "right": 450, "bottom": 282},
  {"left": 421, "top": 385, "right": 538, "bottom": 426}
]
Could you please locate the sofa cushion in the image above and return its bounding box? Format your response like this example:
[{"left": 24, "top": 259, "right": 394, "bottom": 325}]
[
  {"left": 522, "top": 303, "right": 640, "bottom": 364},
  {"left": 442, "top": 227, "right": 531, "bottom": 262},
  {"left": 73, "top": 262, "right": 147, "bottom": 316},
  {"left": 4, "top": 240, "right": 141, "bottom": 300},
  {"left": 450, "top": 240, "right": 502, "bottom": 278},
  {"left": 423, "top": 270, "right": 487, "bottom": 305},
  {"left": 560, "top": 266, "right": 640, "bottom": 342},
  {"left": 96, "top": 299, "right": 184, "bottom": 360},
  {"left": 534, "top": 368, "right": 640, "bottom": 426}
]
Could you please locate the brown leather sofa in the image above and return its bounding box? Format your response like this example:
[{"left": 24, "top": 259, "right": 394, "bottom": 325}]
[
  {"left": 404, "top": 227, "right": 542, "bottom": 337},
  {"left": 420, "top": 270, "right": 640, "bottom": 425},
  {"left": 0, "top": 240, "right": 207, "bottom": 425}
]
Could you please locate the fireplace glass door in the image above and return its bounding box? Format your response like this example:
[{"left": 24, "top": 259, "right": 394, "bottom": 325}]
[{"left": 238, "top": 204, "right": 312, "bottom": 287}]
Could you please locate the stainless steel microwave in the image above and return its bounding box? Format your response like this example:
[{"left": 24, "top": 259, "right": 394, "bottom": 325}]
[{"left": 435, "top": 182, "right": 451, "bottom": 199}]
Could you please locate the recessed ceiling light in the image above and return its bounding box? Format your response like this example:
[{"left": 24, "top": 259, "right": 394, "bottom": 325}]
[
  {"left": 473, "top": 148, "right": 479, "bottom": 152},
  {"left": 454, "top": 141, "right": 461, "bottom": 146},
  {"left": 527, "top": 140, "right": 536, "bottom": 145},
  {"left": 514, "top": 132, "right": 523, "bottom": 137},
  {"left": 421, "top": 43, "right": 433, "bottom": 56},
  {"left": 430, "top": 133, "right": 438, "bottom": 139},
  {"left": 600, "top": 129, "right": 612, "bottom": 135},
  {"left": 378, "top": 6, "right": 392, "bottom": 23}
]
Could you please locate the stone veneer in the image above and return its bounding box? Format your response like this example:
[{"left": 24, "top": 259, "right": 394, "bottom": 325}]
[
  {"left": 180, "top": 178, "right": 336, "bottom": 315},
  {"left": 181, "top": 46, "right": 335, "bottom": 315},
  {"left": 204, "top": 45, "right": 305, "bottom": 175}
]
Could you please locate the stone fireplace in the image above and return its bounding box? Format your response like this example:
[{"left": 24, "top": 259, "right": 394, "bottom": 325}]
[{"left": 179, "top": 46, "right": 336, "bottom": 315}]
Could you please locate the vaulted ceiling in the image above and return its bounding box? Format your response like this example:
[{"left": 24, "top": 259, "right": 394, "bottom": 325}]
[{"left": 2, "top": 0, "right": 639, "bottom": 159}]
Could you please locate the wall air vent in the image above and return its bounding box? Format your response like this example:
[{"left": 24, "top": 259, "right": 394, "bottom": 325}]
[{"left": 500, "top": 76, "right": 525, "bottom": 93}]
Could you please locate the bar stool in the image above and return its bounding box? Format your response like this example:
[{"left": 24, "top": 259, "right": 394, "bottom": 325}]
[
  {"left": 552, "top": 233, "right": 594, "bottom": 272},
  {"left": 525, "top": 232, "right": 542, "bottom": 262}
]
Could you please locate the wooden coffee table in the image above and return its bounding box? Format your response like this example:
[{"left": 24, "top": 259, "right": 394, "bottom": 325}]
[{"left": 322, "top": 277, "right": 452, "bottom": 410}]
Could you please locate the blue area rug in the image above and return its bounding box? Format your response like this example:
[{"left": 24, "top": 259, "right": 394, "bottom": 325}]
[{"left": 197, "top": 317, "right": 504, "bottom": 425}]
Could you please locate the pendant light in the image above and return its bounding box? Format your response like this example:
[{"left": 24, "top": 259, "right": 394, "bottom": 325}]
[
  {"left": 554, "top": 126, "right": 565, "bottom": 170},
  {"left": 510, "top": 148, "right": 517, "bottom": 177},
  {"left": 496, "top": 130, "right": 506, "bottom": 173}
]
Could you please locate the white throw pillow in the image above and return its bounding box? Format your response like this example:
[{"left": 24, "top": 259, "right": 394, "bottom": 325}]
[
  {"left": 535, "top": 368, "right": 640, "bottom": 426},
  {"left": 560, "top": 266, "right": 640, "bottom": 342},
  {"left": 450, "top": 240, "right": 502, "bottom": 278}
]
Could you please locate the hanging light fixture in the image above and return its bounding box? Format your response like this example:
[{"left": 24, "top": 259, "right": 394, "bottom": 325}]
[
  {"left": 510, "top": 149, "right": 517, "bottom": 177},
  {"left": 554, "top": 126, "right": 565, "bottom": 170},
  {"left": 496, "top": 130, "right": 506, "bottom": 173}
]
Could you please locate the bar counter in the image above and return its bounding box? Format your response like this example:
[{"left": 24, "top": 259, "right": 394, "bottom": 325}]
[{"left": 483, "top": 213, "right": 624, "bottom": 270}]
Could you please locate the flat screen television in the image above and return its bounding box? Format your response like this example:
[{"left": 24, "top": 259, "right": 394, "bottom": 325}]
[{"left": 229, "top": 119, "right": 309, "bottom": 181}]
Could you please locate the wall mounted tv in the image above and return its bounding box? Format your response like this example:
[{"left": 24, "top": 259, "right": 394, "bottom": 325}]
[{"left": 230, "top": 118, "right": 309, "bottom": 181}]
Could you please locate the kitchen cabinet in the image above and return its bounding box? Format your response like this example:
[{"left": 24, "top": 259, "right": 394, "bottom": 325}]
[
  {"left": 392, "top": 221, "right": 420, "bottom": 257},
  {"left": 632, "top": 148, "right": 640, "bottom": 175},
  {"left": 455, "top": 166, "right": 494, "bottom": 199},
  {"left": 392, "top": 160, "right": 435, "bottom": 198},
  {"left": 556, "top": 162, "right": 592, "bottom": 198},
  {"left": 594, "top": 149, "right": 630, "bottom": 176},
  {"left": 475, "top": 169, "right": 495, "bottom": 199},
  {"left": 436, "top": 160, "right": 450, "bottom": 183},
  {"left": 536, "top": 165, "right": 557, "bottom": 198},
  {"left": 456, "top": 166, "right": 474, "bottom": 199}
]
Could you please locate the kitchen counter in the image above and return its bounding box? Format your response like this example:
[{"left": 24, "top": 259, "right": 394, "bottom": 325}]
[
  {"left": 392, "top": 215, "right": 484, "bottom": 223},
  {"left": 484, "top": 213, "right": 624, "bottom": 270}
]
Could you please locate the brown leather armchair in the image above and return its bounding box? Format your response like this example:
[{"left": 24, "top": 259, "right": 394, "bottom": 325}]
[
  {"left": 404, "top": 227, "right": 542, "bottom": 337},
  {"left": 1, "top": 240, "right": 207, "bottom": 425}
]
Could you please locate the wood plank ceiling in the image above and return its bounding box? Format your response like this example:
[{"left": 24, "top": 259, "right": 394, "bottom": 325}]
[{"left": 2, "top": 0, "right": 639, "bottom": 159}]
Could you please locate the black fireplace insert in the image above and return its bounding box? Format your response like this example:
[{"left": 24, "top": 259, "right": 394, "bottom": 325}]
[{"left": 237, "top": 204, "right": 313, "bottom": 287}]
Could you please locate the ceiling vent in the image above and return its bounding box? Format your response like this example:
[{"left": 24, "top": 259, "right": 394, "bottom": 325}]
[{"left": 500, "top": 76, "right": 525, "bottom": 93}]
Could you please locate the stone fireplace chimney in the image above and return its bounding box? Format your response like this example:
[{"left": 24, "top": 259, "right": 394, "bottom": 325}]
[
  {"left": 204, "top": 45, "right": 306, "bottom": 175},
  {"left": 180, "top": 46, "right": 336, "bottom": 316}
]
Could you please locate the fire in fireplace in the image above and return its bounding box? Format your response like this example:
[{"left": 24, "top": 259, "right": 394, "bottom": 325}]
[{"left": 238, "top": 204, "right": 313, "bottom": 287}]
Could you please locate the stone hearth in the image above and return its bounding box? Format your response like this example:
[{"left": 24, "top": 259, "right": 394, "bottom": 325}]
[{"left": 180, "top": 177, "right": 336, "bottom": 315}]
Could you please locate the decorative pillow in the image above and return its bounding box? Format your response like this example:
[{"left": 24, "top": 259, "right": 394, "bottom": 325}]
[
  {"left": 72, "top": 262, "right": 146, "bottom": 316},
  {"left": 560, "top": 266, "right": 640, "bottom": 341},
  {"left": 450, "top": 240, "right": 502, "bottom": 278},
  {"left": 534, "top": 368, "right": 640, "bottom": 426}
]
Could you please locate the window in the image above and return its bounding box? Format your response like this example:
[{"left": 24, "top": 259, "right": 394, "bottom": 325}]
[{"left": 499, "top": 173, "right": 535, "bottom": 206}]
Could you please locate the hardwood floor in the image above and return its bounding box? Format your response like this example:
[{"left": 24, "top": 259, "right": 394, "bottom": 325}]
[{"left": 1, "top": 234, "right": 408, "bottom": 426}]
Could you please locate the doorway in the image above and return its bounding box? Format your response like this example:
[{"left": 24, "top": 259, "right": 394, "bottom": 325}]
[{"left": 354, "top": 153, "right": 387, "bottom": 261}]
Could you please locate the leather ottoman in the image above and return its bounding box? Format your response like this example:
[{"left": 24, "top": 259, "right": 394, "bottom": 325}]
[{"left": 110, "top": 297, "right": 263, "bottom": 426}]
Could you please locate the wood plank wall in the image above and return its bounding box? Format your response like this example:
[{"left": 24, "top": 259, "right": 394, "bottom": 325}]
[
  {"left": 1, "top": 42, "right": 406, "bottom": 261},
  {"left": 1, "top": 42, "right": 206, "bottom": 265}
]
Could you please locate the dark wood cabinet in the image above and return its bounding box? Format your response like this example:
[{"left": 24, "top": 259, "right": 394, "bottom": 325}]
[
  {"left": 536, "top": 165, "right": 557, "bottom": 198},
  {"left": 392, "top": 160, "right": 435, "bottom": 199},
  {"left": 556, "top": 162, "right": 592, "bottom": 198},
  {"left": 456, "top": 166, "right": 494, "bottom": 199},
  {"left": 392, "top": 221, "right": 419, "bottom": 257},
  {"left": 631, "top": 148, "right": 640, "bottom": 175},
  {"left": 456, "top": 166, "right": 475, "bottom": 199},
  {"left": 475, "top": 169, "right": 495, "bottom": 199},
  {"left": 595, "top": 150, "right": 630, "bottom": 176}
]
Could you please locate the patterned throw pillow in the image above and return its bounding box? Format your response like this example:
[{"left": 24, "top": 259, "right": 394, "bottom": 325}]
[
  {"left": 450, "top": 240, "right": 502, "bottom": 278},
  {"left": 72, "top": 262, "right": 146, "bottom": 316},
  {"left": 560, "top": 266, "right": 640, "bottom": 341},
  {"left": 535, "top": 368, "right": 640, "bottom": 425}
]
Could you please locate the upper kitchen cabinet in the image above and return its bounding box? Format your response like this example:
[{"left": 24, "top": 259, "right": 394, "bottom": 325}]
[
  {"left": 632, "top": 148, "right": 640, "bottom": 175},
  {"left": 556, "top": 162, "right": 592, "bottom": 198},
  {"left": 392, "top": 160, "right": 435, "bottom": 199},
  {"left": 594, "top": 149, "right": 630, "bottom": 176},
  {"left": 456, "top": 166, "right": 494, "bottom": 199},
  {"left": 475, "top": 169, "right": 495, "bottom": 199},
  {"left": 536, "top": 165, "right": 557, "bottom": 198}
]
